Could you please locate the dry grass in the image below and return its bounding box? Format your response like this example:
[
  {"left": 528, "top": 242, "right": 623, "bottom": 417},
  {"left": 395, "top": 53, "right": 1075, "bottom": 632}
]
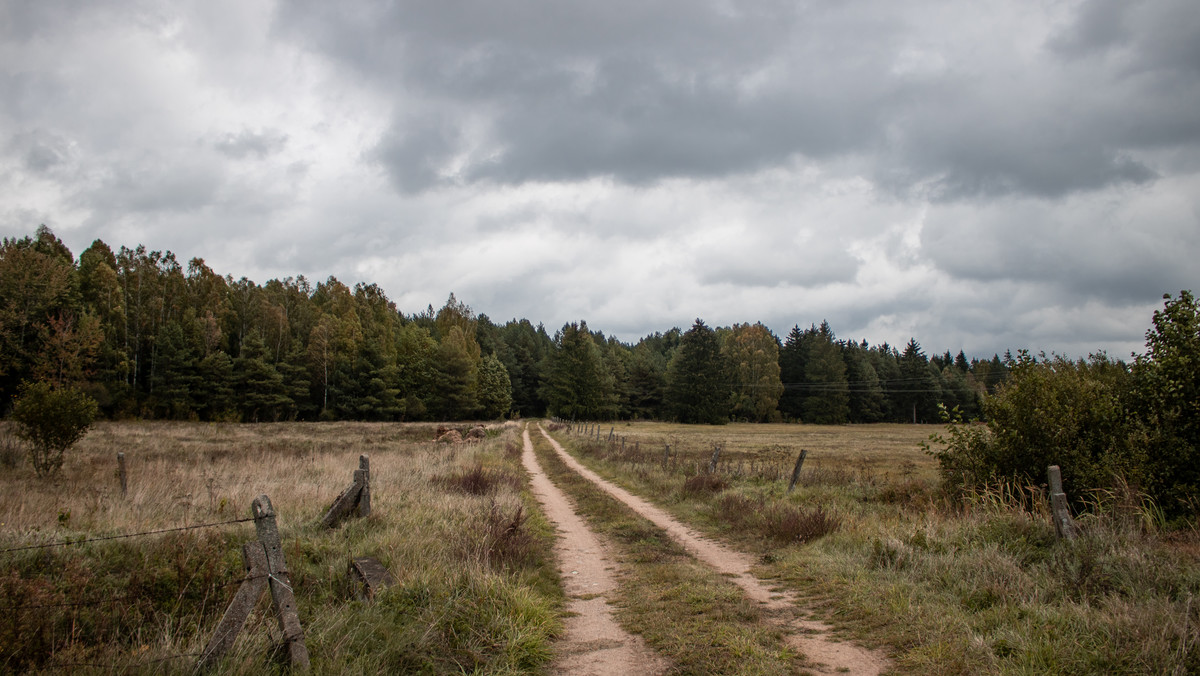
[
  {"left": 551, "top": 421, "right": 1200, "bottom": 675},
  {"left": 585, "top": 420, "right": 942, "bottom": 481},
  {"left": 0, "top": 421, "right": 561, "bottom": 674}
]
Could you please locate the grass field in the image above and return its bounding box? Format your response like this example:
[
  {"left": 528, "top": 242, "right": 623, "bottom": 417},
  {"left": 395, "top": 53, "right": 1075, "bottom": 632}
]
[
  {"left": 2, "top": 419, "right": 1197, "bottom": 674},
  {"left": 551, "top": 421, "right": 1200, "bottom": 675},
  {"left": 1, "top": 420, "right": 562, "bottom": 674}
]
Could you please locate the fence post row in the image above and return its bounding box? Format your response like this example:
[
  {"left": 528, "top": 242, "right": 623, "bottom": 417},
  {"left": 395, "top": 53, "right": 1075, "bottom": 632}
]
[
  {"left": 1047, "top": 465, "right": 1077, "bottom": 540},
  {"left": 321, "top": 455, "right": 371, "bottom": 529},
  {"left": 199, "top": 495, "right": 310, "bottom": 672}
]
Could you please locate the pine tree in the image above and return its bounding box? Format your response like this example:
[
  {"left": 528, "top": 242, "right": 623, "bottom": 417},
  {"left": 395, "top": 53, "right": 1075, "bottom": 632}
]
[
  {"left": 666, "top": 319, "right": 728, "bottom": 424},
  {"left": 540, "top": 321, "right": 615, "bottom": 420}
]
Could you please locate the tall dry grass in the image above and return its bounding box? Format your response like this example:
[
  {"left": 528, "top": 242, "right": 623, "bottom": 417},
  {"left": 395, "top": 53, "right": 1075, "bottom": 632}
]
[
  {"left": 550, "top": 422, "right": 1200, "bottom": 675},
  {"left": 1, "top": 421, "right": 561, "bottom": 674}
]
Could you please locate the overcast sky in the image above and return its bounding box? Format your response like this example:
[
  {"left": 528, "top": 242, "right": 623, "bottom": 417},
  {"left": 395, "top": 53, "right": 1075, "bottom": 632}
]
[{"left": 2, "top": 0, "right": 1197, "bottom": 359}]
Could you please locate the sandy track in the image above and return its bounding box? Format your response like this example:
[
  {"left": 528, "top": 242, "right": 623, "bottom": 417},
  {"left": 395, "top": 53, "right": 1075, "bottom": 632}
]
[
  {"left": 521, "top": 426, "right": 668, "bottom": 675},
  {"left": 537, "top": 424, "right": 891, "bottom": 676}
]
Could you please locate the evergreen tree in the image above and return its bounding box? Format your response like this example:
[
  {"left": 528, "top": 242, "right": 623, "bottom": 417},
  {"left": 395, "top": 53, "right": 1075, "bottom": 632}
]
[
  {"left": 430, "top": 325, "right": 481, "bottom": 419},
  {"left": 477, "top": 353, "right": 513, "bottom": 419},
  {"left": 236, "top": 333, "right": 292, "bottom": 422},
  {"left": 540, "top": 321, "right": 616, "bottom": 420},
  {"left": 778, "top": 325, "right": 806, "bottom": 420},
  {"left": 802, "top": 328, "right": 850, "bottom": 424},
  {"left": 895, "top": 338, "right": 938, "bottom": 423},
  {"left": 845, "top": 344, "right": 887, "bottom": 423},
  {"left": 665, "top": 319, "right": 728, "bottom": 424}
]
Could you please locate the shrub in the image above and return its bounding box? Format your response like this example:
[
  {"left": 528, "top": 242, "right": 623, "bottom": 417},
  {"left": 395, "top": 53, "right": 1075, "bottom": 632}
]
[
  {"left": 928, "top": 353, "right": 1142, "bottom": 507},
  {"left": 436, "top": 463, "right": 521, "bottom": 496},
  {"left": 759, "top": 503, "right": 840, "bottom": 544},
  {"left": 682, "top": 472, "right": 729, "bottom": 496},
  {"left": 11, "top": 381, "right": 98, "bottom": 477}
]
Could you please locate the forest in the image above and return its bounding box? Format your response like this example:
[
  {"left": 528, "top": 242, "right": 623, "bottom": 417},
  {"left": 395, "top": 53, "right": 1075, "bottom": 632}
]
[{"left": 1, "top": 225, "right": 1008, "bottom": 424}]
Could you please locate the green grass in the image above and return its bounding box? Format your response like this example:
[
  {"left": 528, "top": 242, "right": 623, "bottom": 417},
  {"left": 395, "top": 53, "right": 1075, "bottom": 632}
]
[{"left": 549, "top": 422, "right": 1200, "bottom": 675}]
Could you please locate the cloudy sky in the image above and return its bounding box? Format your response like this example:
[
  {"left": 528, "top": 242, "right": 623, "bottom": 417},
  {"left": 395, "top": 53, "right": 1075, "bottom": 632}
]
[{"left": 2, "top": 0, "right": 1197, "bottom": 359}]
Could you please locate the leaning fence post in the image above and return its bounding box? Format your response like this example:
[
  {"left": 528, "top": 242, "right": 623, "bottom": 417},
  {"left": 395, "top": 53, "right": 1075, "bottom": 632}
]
[
  {"left": 117, "top": 452, "right": 127, "bottom": 498},
  {"left": 198, "top": 541, "right": 270, "bottom": 670},
  {"left": 1047, "top": 465, "right": 1077, "bottom": 540},
  {"left": 355, "top": 455, "right": 371, "bottom": 518},
  {"left": 787, "top": 450, "right": 808, "bottom": 493},
  {"left": 253, "top": 495, "right": 310, "bottom": 671}
]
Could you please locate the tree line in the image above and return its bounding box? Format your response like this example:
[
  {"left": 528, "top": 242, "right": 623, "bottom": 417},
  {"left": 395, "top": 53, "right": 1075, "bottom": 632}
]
[{"left": 2, "top": 226, "right": 1009, "bottom": 423}]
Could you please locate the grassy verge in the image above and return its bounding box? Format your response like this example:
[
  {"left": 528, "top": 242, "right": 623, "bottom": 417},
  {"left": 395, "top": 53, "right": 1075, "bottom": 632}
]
[
  {"left": 530, "top": 427, "right": 806, "bottom": 675},
  {"left": 550, "top": 422, "right": 1200, "bottom": 675},
  {"left": 1, "top": 421, "right": 562, "bottom": 675}
]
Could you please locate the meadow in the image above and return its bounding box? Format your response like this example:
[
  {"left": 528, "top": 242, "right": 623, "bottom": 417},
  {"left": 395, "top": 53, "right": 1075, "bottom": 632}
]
[
  {"left": 0, "top": 420, "right": 561, "bottom": 674},
  {"left": 1, "top": 419, "right": 1197, "bottom": 674},
  {"left": 556, "top": 420, "right": 1200, "bottom": 674}
]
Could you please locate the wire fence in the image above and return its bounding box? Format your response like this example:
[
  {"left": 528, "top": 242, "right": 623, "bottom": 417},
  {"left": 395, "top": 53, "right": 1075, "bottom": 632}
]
[
  {"left": 1, "top": 513, "right": 264, "bottom": 671},
  {"left": 0, "top": 516, "right": 257, "bottom": 555}
]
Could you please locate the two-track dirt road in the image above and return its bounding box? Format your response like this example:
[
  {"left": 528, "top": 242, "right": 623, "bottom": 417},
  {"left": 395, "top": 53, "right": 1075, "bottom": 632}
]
[
  {"left": 529, "top": 423, "right": 891, "bottom": 675},
  {"left": 521, "top": 426, "right": 668, "bottom": 675}
]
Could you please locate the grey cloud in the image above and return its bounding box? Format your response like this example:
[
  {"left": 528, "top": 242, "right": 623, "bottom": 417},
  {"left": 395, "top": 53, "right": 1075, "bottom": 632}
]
[
  {"left": 920, "top": 194, "right": 1199, "bottom": 306},
  {"left": 277, "top": 0, "right": 1200, "bottom": 199},
  {"left": 212, "top": 128, "right": 288, "bottom": 160},
  {"left": 7, "top": 128, "right": 75, "bottom": 173}
]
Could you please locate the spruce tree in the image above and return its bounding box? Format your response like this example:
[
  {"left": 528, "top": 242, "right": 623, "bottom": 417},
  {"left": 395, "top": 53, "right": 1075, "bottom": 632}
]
[{"left": 665, "top": 319, "right": 728, "bottom": 424}]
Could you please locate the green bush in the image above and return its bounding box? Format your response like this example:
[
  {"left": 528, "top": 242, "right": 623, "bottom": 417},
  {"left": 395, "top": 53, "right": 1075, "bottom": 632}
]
[
  {"left": 931, "top": 291, "right": 1199, "bottom": 521},
  {"left": 11, "top": 381, "right": 98, "bottom": 477},
  {"left": 1133, "top": 291, "right": 1200, "bottom": 520},
  {"left": 929, "top": 352, "right": 1142, "bottom": 506}
]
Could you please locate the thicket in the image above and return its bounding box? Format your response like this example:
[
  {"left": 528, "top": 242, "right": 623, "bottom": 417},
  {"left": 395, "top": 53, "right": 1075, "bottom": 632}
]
[{"left": 930, "top": 292, "right": 1199, "bottom": 521}]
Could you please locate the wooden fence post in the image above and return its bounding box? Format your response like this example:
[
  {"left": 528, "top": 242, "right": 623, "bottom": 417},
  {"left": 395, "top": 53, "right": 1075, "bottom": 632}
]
[
  {"left": 787, "top": 450, "right": 808, "bottom": 493},
  {"left": 321, "top": 455, "right": 371, "bottom": 528},
  {"left": 117, "top": 452, "right": 127, "bottom": 498},
  {"left": 253, "top": 495, "right": 310, "bottom": 671},
  {"left": 708, "top": 444, "right": 722, "bottom": 474},
  {"left": 198, "top": 542, "right": 270, "bottom": 669},
  {"left": 1047, "top": 465, "right": 1077, "bottom": 540}
]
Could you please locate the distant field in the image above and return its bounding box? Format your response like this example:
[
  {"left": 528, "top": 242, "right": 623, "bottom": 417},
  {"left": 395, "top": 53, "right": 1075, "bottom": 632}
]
[{"left": 581, "top": 421, "right": 943, "bottom": 480}]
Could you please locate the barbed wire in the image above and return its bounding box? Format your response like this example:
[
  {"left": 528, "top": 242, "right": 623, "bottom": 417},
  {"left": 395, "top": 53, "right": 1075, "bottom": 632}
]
[
  {"left": 0, "top": 574, "right": 266, "bottom": 612},
  {"left": 41, "top": 651, "right": 204, "bottom": 672},
  {"left": 0, "top": 516, "right": 256, "bottom": 555}
]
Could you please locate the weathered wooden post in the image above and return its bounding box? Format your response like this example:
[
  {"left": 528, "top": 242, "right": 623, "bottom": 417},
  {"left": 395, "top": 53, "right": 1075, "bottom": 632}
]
[
  {"left": 708, "top": 444, "right": 722, "bottom": 474},
  {"left": 787, "top": 450, "right": 808, "bottom": 493},
  {"left": 663, "top": 444, "right": 670, "bottom": 467},
  {"left": 117, "top": 452, "right": 127, "bottom": 498},
  {"left": 253, "top": 495, "right": 310, "bottom": 670},
  {"left": 1047, "top": 465, "right": 1077, "bottom": 540},
  {"left": 198, "top": 542, "right": 270, "bottom": 669},
  {"left": 321, "top": 455, "right": 371, "bottom": 528},
  {"left": 355, "top": 455, "right": 370, "bottom": 517}
]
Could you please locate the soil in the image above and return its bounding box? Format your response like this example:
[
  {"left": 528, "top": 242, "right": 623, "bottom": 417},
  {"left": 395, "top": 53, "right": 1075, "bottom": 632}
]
[
  {"left": 536, "top": 424, "right": 892, "bottom": 676},
  {"left": 521, "top": 427, "right": 669, "bottom": 675}
]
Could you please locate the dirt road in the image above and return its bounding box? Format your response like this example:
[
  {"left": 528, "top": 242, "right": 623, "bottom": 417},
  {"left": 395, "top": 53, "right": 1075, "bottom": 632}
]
[
  {"left": 521, "top": 426, "right": 668, "bottom": 675},
  {"left": 537, "top": 424, "right": 891, "bottom": 676}
]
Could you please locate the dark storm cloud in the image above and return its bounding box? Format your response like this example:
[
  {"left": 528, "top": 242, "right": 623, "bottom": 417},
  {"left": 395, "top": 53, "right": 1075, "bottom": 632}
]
[{"left": 276, "top": 0, "right": 1200, "bottom": 200}]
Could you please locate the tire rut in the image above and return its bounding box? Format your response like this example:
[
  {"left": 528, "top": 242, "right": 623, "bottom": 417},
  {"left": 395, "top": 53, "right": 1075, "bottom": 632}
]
[
  {"left": 537, "top": 424, "right": 891, "bottom": 676},
  {"left": 521, "top": 426, "right": 668, "bottom": 675}
]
